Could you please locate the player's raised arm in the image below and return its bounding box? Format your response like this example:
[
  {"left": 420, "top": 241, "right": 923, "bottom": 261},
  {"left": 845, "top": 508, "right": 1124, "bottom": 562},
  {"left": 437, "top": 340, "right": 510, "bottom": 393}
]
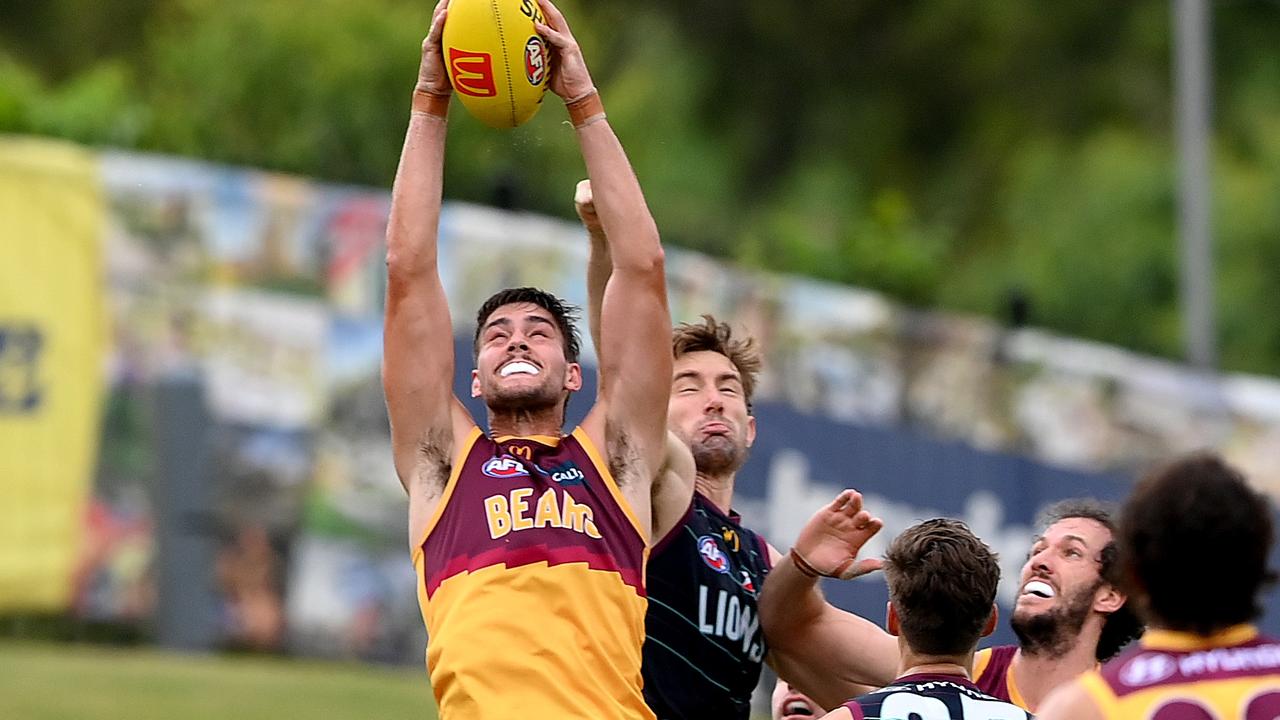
[
  {"left": 574, "top": 179, "right": 610, "bottom": 363},
  {"left": 383, "top": 0, "right": 473, "bottom": 498},
  {"left": 760, "top": 491, "right": 900, "bottom": 708},
  {"left": 576, "top": 179, "right": 695, "bottom": 544},
  {"left": 538, "top": 0, "right": 671, "bottom": 485}
]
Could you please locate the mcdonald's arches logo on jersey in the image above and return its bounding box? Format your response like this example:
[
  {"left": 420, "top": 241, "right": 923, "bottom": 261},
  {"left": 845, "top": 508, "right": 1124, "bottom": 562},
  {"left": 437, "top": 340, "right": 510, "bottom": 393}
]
[{"left": 448, "top": 49, "right": 497, "bottom": 97}]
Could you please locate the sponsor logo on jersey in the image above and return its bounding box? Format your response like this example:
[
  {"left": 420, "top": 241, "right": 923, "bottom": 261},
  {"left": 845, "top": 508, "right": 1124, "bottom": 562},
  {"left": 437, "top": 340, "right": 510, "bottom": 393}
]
[
  {"left": 1119, "top": 653, "right": 1178, "bottom": 687},
  {"left": 738, "top": 569, "right": 756, "bottom": 595},
  {"left": 546, "top": 460, "right": 585, "bottom": 486},
  {"left": 698, "top": 535, "right": 730, "bottom": 574},
  {"left": 482, "top": 455, "right": 530, "bottom": 478}
]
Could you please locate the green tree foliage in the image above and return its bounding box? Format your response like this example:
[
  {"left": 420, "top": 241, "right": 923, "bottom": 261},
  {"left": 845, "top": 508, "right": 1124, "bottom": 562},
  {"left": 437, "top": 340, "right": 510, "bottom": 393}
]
[{"left": 2, "top": 0, "right": 1280, "bottom": 373}]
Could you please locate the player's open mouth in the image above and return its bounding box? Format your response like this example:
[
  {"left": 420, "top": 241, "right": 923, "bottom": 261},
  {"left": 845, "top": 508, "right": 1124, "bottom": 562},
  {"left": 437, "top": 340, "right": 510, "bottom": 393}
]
[
  {"left": 782, "top": 700, "right": 815, "bottom": 718},
  {"left": 1021, "top": 580, "right": 1056, "bottom": 599},
  {"left": 500, "top": 360, "right": 540, "bottom": 377}
]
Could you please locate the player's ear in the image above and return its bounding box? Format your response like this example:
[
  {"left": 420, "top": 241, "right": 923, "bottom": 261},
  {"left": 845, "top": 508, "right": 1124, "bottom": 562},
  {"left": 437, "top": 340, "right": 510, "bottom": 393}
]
[
  {"left": 885, "top": 602, "right": 901, "bottom": 636},
  {"left": 564, "top": 362, "right": 582, "bottom": 392},
  {"left": 471, "top": 369, "right": 482, "bottom": 398},
  {"left": 981, "top": 604, "right": 999, "bottom": 637},
  {"left": 745, "top": 415, "right": 757, "bottom": 448},
  {"left": 1093, "top": 583, "right": 1126, "bottom": 615}
]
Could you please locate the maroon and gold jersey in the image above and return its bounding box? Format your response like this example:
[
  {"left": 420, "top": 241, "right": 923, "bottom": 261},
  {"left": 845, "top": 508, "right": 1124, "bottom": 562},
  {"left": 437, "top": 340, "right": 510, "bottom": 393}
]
[
  {"left": 1081, "top": 624, "right": 1280, "bottom": 719},
  {"left": 412, "top": 426, "right": 653, "bottom": 720},
  {"left": 973, "top": 645, "right": 1029, "bottom": 710}
]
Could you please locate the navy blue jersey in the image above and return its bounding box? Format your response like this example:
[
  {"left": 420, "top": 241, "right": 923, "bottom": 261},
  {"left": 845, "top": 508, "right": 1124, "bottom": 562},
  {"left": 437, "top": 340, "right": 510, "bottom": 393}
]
[
  {"left": 641, "top": 493, "right": 773, "bottom": 720},
  {"left": 843, "top": 673, "right": 1031, "bottom": 720}
]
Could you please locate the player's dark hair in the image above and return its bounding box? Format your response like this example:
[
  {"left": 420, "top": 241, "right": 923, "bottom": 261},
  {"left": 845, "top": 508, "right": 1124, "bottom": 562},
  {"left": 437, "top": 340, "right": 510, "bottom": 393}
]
[
  {"left": 474, "top": 287, "right": 581, "bottom": 363},
  {"left": 1036, "top": 498, "right": 1145, "bottom": 660},
  {"left": 1120, "top": 453, "right": 1276, "bottom": 635},
  {"left": 671, "top": 315, "right": 762, "bottom": 405},
  {"left": 883, "top": 518, "right": 1000, "bottom": 656}
]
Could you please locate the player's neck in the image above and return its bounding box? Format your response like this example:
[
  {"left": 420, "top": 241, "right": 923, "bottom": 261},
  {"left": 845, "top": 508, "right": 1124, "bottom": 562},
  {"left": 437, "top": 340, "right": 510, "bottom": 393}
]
[
  {"left": 487, "top": 406, "right": 565, "bottom": 440},
  {"left": 694, "top": 472, "right": 735, "bottom": 515},
  {"left": 1012, "top": 631, "right": 1100, "bottom": 710},
  {"left": 898, "top": 647, "right": 974, "bottom": 680}
]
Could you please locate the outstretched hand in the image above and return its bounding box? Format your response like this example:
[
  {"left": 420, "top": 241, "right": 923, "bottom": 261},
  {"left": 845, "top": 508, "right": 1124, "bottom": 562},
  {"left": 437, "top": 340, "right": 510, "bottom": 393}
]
[
  {"left": 534, "top": 0, "right": 595, "bottom": 101},
  {"left": 417, "top": 0, "right": 452, "bottom": 96},
  {"left": 792, "top": 490, "right": 884, "bottom": 580}
]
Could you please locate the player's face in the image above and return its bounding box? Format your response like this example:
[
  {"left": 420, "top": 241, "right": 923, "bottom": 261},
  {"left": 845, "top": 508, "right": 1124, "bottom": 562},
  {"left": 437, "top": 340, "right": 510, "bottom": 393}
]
[
  {"left": 668, "top": 351, "right": 756, "bottom": 476},
  {"left": 1014, "top": 517, "right": 1111, "bottom": 621},
  {"left": 772, "top": 680, "right": 823, "bottom": 720},
  {"left": 472, "top": 303, "right": 581, "bottom": 411}
]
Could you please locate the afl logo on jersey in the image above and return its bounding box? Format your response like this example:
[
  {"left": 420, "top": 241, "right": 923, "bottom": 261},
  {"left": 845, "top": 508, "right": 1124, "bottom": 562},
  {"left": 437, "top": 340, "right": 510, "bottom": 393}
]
[
  {"left": 698, "top": 535, "right": 731, "bottom": 574},
  {"left": 739, "top": 569, "right": 757, "bottom": 594},
  {"left": 482, "top": 456, "right": 530, "bottom": 478}
]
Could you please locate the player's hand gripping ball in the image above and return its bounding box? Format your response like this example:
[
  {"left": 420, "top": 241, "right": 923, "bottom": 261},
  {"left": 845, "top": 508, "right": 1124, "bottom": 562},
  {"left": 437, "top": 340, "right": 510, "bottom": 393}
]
[{"left": 442, "top": 0, "right": 551, "bottom": 128}]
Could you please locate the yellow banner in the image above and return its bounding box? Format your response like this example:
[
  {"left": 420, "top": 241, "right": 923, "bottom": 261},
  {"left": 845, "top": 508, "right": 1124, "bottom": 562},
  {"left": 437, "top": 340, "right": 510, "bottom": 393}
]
[{"left": 0, "top": 137, "right": 106, "bottom": 612}]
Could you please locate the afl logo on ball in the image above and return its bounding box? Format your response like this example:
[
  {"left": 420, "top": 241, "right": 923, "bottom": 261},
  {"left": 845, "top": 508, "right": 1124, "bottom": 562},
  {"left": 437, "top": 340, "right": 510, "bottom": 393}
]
[
  {"left": 524, "top": 36, "right": 547, "bottom": 86},
  {"left": 697, "top": 535, "right": 730, "bottom": 574},
  {"left": 482, "top": 456, "right": 529, "bottom": 478}
]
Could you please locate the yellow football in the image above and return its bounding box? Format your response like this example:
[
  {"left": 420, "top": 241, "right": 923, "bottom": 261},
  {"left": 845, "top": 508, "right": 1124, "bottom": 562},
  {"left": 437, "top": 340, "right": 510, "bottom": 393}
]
[{"left": 442, "top": 0, "right": 551, "bottom": 128}]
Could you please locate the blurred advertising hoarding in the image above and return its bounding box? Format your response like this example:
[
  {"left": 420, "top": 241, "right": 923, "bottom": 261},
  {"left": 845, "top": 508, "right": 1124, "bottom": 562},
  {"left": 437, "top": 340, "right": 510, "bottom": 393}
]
[
  {"left": 9, "top": 141, "right": 1280, "bottom": 653},
  {"left": 0, "top": 138, "right": 106, "bottom": 613}
]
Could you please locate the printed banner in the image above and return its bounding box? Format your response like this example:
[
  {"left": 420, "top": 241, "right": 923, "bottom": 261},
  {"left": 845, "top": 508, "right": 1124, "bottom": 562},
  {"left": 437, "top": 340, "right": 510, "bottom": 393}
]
[{"left": 0, "top": 138, "right": 106, "bottom": 611}]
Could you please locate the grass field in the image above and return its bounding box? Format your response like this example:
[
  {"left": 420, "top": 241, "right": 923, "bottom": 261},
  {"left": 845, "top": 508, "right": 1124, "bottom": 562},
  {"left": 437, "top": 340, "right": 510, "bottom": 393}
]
[{"left": 0, "top": 640, "right": 438, "bottom": 719}]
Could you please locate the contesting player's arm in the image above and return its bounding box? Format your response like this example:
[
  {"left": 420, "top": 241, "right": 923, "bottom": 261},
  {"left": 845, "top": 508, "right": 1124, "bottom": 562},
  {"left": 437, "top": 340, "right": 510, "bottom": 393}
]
[
  {"left": 576, "top": 179, "right": 693, "bottom": 543},
  {"left": 762, "top": 542, "right": 880, "bottom": 702},
  {"left": 759, "top": 491, "right": 900, "bottom": 710},
  {"left": 382, "top": 0, "right": 476, "bottom": 547},
  {"left": 537, "top": 0, "right": 672, "bottom": 519}
]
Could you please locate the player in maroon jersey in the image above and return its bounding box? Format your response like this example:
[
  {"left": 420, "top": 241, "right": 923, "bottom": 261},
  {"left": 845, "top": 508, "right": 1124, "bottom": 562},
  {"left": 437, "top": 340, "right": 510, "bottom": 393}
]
[
  {"left": 383, "top": 1, "right": 672, "bottom": 716},
  {"left": 759, "top": 492, "right": 1143, "bottom": 712},
  {"left": 1038, "top": 453, "right": 1280, "bottom": 720}
]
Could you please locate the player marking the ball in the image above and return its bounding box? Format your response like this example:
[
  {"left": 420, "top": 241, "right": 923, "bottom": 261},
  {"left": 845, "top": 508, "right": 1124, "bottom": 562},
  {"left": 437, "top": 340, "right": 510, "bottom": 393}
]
[{"left": 384, "top": 1, "right": 669, "bottom": 718}]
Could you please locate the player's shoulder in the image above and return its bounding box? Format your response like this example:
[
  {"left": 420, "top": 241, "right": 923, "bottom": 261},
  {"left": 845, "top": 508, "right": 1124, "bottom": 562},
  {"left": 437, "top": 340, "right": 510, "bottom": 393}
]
[
  {"left": 972, "top": 644, "right": 1016, "bottom": 692},
  {"left": 1038, "top": 675, "right": 1106, "bottom": 720},
  {"left": 853, "top": 676, "right": 1030, "bottom": 719}
]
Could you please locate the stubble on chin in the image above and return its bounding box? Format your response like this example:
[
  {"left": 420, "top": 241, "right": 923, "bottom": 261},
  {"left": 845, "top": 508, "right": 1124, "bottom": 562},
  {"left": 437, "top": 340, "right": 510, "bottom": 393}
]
[{"left": 690, "top": 436, "right": 745, "bottom": 476}]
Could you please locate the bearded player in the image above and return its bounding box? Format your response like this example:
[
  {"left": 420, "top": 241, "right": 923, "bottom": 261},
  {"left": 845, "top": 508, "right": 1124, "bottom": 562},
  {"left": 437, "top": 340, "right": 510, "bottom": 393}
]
[
  {"left": 1038, "top": 453, "right": 1280, "bottom": 720},
  {"left": 383, "top": 1, "right": 671, "bottom": 717},
  {"left": 759, "top": 493, "right": 1142, "bottom": 712}
]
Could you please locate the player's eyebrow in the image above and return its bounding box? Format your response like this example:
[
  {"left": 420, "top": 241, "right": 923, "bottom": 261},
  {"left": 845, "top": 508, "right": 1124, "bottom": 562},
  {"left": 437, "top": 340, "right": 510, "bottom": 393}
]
[
  {"left": 524, "top": 315, "right": 556, "bottom": 330},
  {"left": 715, "top": 372, "right": 742, "bottom": 386},
  {"left": 673, "top": 370, "right": 701, "bottom": 382},
  {"left": 483, "top": 317, "right": 513, "bottom": 332}
]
